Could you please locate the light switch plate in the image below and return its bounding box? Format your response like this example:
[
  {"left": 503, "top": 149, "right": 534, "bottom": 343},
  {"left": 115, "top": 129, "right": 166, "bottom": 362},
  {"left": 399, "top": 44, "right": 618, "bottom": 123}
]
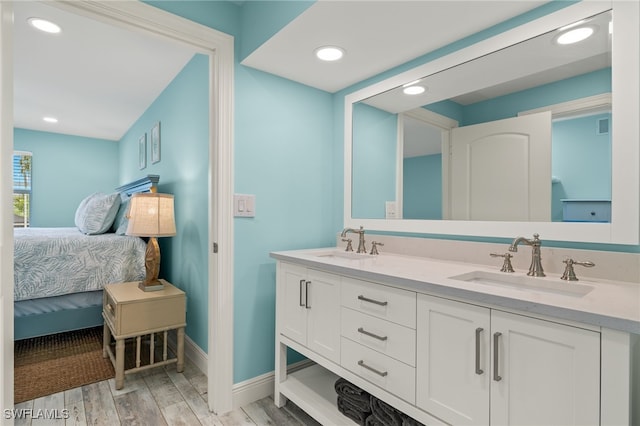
[{"left": 234, "top": 194, "right": 255, "bottom": 217}]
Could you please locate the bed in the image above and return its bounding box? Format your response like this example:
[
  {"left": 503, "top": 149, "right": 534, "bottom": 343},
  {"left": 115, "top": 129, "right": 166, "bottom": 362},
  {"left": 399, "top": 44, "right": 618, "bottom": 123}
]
[{"left": 14, "top": 175, "right": 159, "bottom": 340}]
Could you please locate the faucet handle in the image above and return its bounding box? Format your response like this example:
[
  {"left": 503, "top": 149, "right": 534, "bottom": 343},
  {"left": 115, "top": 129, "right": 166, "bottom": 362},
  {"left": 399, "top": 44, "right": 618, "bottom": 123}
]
[
  {"left": 370, "top": 241, "right": 384, "bottom": 255},
  {"left": 561, "top": 258, "right": 595, "bottom": 281},
  {"left": 342, "top": 238, "right": 353, "bottom": 252},
  {"left": 490, "top": 252, "right": 515, "bottom": 273}
]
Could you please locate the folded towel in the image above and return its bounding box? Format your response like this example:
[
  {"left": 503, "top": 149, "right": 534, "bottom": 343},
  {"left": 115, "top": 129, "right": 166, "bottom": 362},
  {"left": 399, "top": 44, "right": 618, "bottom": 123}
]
[
  {"left": 365, "top": 414, "right": 385, "bottom": 426},
  {"left": 370, "top": 395, "right": 403, "bottom": 426},
  {"left": 335, "top": 378, "right": 371, "bottom": 412},
  {"left": 338, "top": 396, "right": 370, "bottom": 426}
]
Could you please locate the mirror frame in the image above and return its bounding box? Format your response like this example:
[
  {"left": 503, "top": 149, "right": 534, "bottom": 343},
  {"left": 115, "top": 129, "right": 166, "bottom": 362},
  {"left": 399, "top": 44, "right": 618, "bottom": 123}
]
[{"left": 344, "top": 1, "right": 639, "bottom": 245}]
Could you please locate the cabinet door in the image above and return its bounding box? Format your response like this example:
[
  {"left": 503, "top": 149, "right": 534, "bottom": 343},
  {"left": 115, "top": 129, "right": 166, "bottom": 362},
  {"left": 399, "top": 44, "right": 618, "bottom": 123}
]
[
  {"left": 416, "top": 295, "right": 490, "bottom": 426},
  {"left": 490, "top": 311, "right": 600, "bottom": 426},
  {"left": 278, "top": 263, "right": 308, "bottom": 345},
  {"left": 306, "top": 269, "right": 341, "bottom": 363}
]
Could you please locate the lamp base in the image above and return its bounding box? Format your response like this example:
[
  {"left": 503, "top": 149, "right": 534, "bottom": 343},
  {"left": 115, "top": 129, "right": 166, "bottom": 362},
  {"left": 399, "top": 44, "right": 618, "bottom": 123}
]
[{"left": 139, "top": 279, "right": 165, "bottom": 292}]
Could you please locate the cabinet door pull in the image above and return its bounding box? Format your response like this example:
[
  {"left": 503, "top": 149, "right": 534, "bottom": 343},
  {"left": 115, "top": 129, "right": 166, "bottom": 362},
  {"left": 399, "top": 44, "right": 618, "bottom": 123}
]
[
  {"left": 299, "top": 280, "right": 305, "bottom": 307},
  {"left": 357, "top": 327, "right": 388, "bottom": 341},
  {"left": 493, "top": 332, "right": 502, "bottom": 382},
  {"left": 357, "top": 295, "right": 388, "bottom": 306},
  {"left": 357, "top": 360, "right": 388, "bottom": 377},
  {"left": 305, "top": 281, "right": 311, "bottom": 309},
  {"left": 475, "top": 327, "right": 484, "bottom": 375}
]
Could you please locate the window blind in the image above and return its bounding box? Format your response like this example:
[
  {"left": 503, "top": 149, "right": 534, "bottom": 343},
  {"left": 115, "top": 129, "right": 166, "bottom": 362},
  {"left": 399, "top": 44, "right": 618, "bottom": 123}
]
[{"left": 13, "top": 153, "right": 32, "bottom": 194}]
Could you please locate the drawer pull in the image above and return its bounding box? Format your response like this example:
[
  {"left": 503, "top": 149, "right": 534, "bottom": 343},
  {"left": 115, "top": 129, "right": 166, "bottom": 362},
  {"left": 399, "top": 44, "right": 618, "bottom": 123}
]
[
  {"left": 357, "top": 327, "right": 388, "bottom": 341},
  {"left": 357, "top": 360, "right": 388, "bottom": 377},
  {"left": 475, "top": 327, "right": 484, "bottom": 375},
  {"left": 299, "top": 280, "right": 305, "bottom": 307},
  {"left": 357, "top": 295, "right": 388, "bottom": 306},
  {"left": 305, "top": 281, "right": 311, "bottom": 309},
  {"left": 493, "top": 332, "right": 502, "bottom": 382},
  {"left": 106, "top": 304, "right": 114, "bottom": 314}
]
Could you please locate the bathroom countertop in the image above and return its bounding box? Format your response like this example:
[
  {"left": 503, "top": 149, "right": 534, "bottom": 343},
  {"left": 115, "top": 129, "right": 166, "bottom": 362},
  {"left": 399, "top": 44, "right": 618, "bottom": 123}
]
[{"left": 271, "top": 248, "right": 640, "bottom": 335}]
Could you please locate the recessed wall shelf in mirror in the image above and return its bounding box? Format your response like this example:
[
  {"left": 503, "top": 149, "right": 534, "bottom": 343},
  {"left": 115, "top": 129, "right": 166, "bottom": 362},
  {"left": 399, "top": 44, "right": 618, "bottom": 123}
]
[{"left": 344, "top": 1, "right": 639, "bottom": 245}]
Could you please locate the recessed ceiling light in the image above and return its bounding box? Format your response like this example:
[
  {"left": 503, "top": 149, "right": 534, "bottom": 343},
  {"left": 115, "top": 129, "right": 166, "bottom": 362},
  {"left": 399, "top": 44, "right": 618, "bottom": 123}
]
[
  {"left": 555, "top": 26, "right": 595, "bottom": 45},
  {"left": 28, "top": 17, "right": 61, "bottom": 34},
  {"left": 403, "top": 85, "right": 426, "bottom": 95},
  {"left": 315, "top": 46, "right": 344, "bottom": 62},
  {"left": 43, "top": 117, "right": 58, "bottom": 123}
]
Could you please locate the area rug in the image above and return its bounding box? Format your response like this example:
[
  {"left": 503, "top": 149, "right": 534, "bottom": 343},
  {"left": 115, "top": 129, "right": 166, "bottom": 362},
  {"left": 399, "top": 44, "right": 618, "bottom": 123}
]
[{"left": 14, "top": 326, "right": 115, "bottom": 403}]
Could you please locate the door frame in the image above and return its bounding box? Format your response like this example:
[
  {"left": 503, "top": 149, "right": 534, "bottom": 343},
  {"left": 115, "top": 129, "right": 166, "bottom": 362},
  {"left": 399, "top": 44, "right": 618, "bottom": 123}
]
[
  {"left": 399, "top": 108, "right": 458, "bottom": 220},
  {"left": 0, "top": 0, "right": 235, "bottom": 415}
]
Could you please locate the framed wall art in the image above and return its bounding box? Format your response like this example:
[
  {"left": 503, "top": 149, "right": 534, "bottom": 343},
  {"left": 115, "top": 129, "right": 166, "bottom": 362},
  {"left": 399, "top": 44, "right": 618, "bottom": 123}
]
[
  {"left": 138, "top": 133, "right": 147, "bottom": 170},
  {"left": 151, "top": 122, "right": 161, "bottom": 164}
]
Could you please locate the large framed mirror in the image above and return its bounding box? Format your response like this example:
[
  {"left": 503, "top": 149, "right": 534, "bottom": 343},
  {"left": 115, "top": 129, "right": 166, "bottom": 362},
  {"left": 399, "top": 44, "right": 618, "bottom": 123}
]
[{"left": 344, "top": 1, "right": 639, "bottom": 245}]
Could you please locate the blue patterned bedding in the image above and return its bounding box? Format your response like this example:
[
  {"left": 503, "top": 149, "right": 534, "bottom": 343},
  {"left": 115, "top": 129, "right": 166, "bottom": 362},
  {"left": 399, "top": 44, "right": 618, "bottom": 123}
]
[{"left": 14, "top": 227, "right": 146, "bottom": 301}]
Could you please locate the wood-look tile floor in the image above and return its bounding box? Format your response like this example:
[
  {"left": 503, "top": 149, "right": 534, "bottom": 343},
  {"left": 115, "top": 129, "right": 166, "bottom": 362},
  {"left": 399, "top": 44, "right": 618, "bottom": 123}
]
[{"left": 14, "top": 357, "right": 321, "bottom": 426}]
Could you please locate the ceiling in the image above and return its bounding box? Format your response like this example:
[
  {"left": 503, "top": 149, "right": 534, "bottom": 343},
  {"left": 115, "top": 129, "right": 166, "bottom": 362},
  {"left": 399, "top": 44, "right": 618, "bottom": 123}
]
[
  {"left": 13, "top": 2, "right": 196, "bottom": 141},
  {"left": 13, "top": 1, "right": 549, "bottom": 141},
  {"left": 241, "top": 0, "right": 547, "bottom": 93}
]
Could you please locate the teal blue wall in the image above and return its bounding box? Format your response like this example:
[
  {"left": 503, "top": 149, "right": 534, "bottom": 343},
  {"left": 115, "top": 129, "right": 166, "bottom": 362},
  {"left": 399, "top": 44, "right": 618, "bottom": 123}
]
[
  {"left": 234, "top": 66, "right": 335, "bottom": 381},
  {"left": 552, "top": 113, "right": 612, "bottom": 221},
  {"left": 13, "top": 128, "right": 119, "bottom": 227},
  {"left": 403, "top": 154, "right": 442, "bottom": 220},
  {"left": 352, "top": 103, "right": 397, "bottom": 219},
  {"left": 118, "top": 54, "right": 211, "bottom": 350}
]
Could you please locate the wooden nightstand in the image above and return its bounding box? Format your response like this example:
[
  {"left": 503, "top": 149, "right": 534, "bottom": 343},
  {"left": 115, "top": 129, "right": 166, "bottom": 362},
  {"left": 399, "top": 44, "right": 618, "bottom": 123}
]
[{"left": 102, "top": 279, "right": 186, "bottom": 389}]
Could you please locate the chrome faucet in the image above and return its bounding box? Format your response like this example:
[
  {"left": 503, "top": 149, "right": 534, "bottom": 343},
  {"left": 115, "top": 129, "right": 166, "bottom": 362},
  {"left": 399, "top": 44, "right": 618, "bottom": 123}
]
[
  {"left": 508, "top": 233, "right": 545, "bottom": 277},
  {"left": 340, "top": 226, "right": 366, "bottom": 254}
]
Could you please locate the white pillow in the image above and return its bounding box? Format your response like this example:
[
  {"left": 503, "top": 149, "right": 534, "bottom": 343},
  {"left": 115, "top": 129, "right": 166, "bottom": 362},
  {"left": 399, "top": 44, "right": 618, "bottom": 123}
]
[{"left": 75, "top": 192, "right": 121, "bottom": 235}]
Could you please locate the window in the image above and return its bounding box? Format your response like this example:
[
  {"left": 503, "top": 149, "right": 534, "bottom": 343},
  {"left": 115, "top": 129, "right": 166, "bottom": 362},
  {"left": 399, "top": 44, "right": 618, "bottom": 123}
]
[{"left": 13, "top": 151, "right": 32, "bottom": 228}]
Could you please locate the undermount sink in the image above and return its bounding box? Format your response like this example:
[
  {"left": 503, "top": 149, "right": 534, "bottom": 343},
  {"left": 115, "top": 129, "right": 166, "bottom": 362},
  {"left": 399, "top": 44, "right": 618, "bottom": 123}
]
[
  {"left": 450, "top": 270, "right": 594, "bottom": 297},
  {"left": 315, "top": 250, "right": 374, "bottom": 260}
]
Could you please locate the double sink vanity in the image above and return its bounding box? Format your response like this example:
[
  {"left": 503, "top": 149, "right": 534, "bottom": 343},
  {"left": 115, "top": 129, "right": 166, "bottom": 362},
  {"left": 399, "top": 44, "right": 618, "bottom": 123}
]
[{"left": 271, "top": 233, "right": 639, "bottom": 426}]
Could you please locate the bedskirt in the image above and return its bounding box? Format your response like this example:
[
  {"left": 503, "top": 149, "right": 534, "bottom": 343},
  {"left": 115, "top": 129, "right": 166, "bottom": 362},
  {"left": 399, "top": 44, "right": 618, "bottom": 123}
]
[{"left": 14, "top": 291, "right": 105, "bottom": 340}]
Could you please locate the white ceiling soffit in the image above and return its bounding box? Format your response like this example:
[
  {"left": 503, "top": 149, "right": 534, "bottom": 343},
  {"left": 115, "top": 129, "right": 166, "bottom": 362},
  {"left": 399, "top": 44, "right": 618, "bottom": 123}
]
[
  {"left": 241, "top": 0, "right": 547, "bottom": 93},
  {"left": 13, "top": 2, "right": 197, "bottom": 141}
]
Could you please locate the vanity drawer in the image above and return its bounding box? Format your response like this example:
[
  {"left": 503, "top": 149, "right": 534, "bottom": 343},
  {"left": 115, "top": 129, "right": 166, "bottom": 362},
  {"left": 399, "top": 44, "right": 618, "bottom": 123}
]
[
  {"left": 341, "top": 307, "right": 416, "bottom": 366},
  {"left": 562, "top": 200, "right": 611, "bottom": 222},
  {"left": 341, "top": 337, "right": 415, "bottom": 404},
  {"left": 342, "top": 277, "right": 416, "bottom": 328}
]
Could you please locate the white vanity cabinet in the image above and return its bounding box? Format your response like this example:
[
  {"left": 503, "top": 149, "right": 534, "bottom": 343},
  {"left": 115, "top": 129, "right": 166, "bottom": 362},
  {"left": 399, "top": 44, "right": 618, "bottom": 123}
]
[
  {"left": 273, "top": 255, "right": 636, "bottom": 426},
  {"left": 416, "top": 294, "right": 600, "bottom": 426},
  {"left": 278, "top": 262, "right": 341, "bottom": 363}
]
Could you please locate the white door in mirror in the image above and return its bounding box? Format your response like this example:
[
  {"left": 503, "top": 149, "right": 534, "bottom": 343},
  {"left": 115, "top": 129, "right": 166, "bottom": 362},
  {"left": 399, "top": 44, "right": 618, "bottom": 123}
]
[{"left": 449, "top": 111, "right": 552, "bottom": 221}]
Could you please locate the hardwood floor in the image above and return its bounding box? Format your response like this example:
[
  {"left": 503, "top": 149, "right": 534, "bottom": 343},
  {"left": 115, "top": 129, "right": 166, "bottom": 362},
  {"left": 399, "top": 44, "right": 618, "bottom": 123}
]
[{"left": 13, "top": 357, "right": 321, "bottom": 426}]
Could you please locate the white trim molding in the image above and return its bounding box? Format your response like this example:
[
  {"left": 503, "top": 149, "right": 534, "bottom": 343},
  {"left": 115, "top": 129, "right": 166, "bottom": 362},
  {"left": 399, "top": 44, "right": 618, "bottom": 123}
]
[
  {"left": 232, "top": 360, "right": 315, "bottom": 410},
  {"left": 0, "top": 1, "right": 15, "bottom": 418},
  {"left": 0, "top": 0, "right": 235, "bottom": 416},
  {"left": 518, "top": 93, "right": 612, "bottom": 119}
]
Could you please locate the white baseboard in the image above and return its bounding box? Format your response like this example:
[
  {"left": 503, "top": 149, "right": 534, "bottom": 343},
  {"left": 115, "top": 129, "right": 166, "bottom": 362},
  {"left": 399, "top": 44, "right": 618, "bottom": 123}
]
[
  {"left": 231, "top": 359, "right": 314, "bottom": 410},
  {"left": 171, "top": 334, "right": 314, "bottom": 411},
  {"left": 167, "top": 332, "right": 208, "bottom": 375}
]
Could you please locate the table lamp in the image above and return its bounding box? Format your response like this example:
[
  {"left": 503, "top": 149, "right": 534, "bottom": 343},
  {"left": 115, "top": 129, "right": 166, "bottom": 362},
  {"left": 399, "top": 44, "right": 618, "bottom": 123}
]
[{"left": 126, "top": 192, "right": 176, "bottom": 291}]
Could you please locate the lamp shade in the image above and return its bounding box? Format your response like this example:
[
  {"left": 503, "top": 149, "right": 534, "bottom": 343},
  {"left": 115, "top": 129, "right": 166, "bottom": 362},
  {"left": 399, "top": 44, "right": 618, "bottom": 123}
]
[{"left": 125, "top": 193, "right": 176, "bottom": 237}]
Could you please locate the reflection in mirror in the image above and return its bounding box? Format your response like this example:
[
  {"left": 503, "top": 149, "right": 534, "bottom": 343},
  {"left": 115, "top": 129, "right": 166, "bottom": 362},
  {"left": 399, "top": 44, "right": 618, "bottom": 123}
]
[{"left": 352, "top": 10, "right": 612, "bottom": 223}]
